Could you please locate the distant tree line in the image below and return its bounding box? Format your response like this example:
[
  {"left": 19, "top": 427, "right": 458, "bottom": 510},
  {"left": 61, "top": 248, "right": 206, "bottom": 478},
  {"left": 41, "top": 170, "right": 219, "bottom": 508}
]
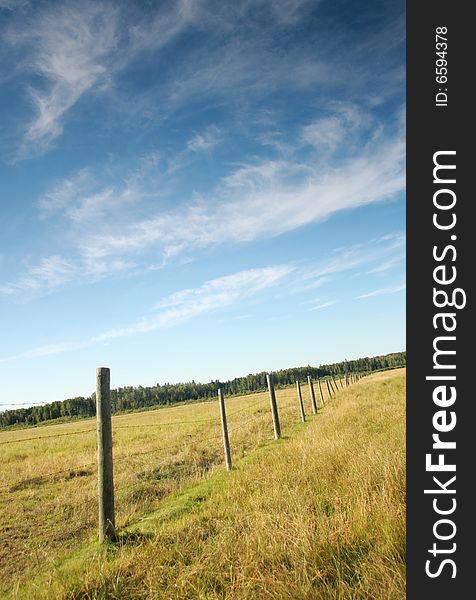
[{"left": 0, "top": 351, "right": 405, "bottom": 428}]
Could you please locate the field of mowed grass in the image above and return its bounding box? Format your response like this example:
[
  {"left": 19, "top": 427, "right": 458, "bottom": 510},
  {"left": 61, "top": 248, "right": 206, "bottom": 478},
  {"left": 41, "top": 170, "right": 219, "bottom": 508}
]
[{"left": 1, "top": 369, "right": 405, "bottom": 599}]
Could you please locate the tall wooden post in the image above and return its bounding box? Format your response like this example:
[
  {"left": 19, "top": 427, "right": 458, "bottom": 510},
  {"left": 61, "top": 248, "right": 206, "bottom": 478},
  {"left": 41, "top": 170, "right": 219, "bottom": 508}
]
[
  {"left": 326, "top": 378, "right": 332, "bottom": 399},
  {"left": 96, "top": 367, "right": 116, "bottom": 543},
  {"left": 266, "top": 373, "right": 281, "bottom": 439},
  {"left": 218, "top": 389, "right": 232, "bottom": 471},
  {"left": 332, "top": 375, "right": 340, "bottom": 391},
  {"left": 329, "top": 378, "right": 336, "bottom": 395},
  {"left": 296, "top": 381, "right": 305, "bottom": 422},
  {"left": 307, "top": 376, "right": 318, "bottom": 415},
  {"left": 317, "top": 376, "right": 325, "bottom": 407}
]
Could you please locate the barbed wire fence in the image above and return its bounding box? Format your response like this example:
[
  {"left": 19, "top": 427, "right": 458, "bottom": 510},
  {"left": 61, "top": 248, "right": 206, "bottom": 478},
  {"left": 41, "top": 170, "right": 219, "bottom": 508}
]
[{"left": 0, "top": 369, "right": 366, "bottom": 546}]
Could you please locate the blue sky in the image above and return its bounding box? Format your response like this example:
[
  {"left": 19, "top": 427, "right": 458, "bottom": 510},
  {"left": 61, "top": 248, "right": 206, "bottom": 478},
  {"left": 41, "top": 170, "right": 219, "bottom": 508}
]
[{"left": 0, "top": 0, "right": 405, "bottom": 408}]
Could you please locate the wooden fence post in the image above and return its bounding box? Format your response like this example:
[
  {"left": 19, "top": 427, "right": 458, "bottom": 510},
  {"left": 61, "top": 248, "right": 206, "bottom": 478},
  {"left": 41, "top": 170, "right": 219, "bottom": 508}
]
[
  {"left": 296, "top": 381, "right": 306, "bottom": 422},
  {"left": 96, "top": 367, "right": 116, "bottom": 543},
  {"left": 307, "top": 376, "right": 318, "bottom": 415},
  {"left": 332, "top": 375, "right": 339, "bottom": 391},
  {"left": 218, "top": 388, "right": 232, "bottom": 471},
  {"left": 266, "top": 373, "right": 281, "bottom": 439},
  {"left": 326, "top": 378, "right": 332, "bottom": 399},
  {"left": 329, "top": 378, "right": 336, "bottom": 395},
  {"left": 317, "top": 376, "right": 325, "bottom": 407}
]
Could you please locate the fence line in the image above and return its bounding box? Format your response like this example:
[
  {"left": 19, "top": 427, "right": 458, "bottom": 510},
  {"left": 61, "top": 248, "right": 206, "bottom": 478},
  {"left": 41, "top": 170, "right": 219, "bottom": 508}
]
[
  {"left": 0, "top": 375, "right": 346, "bottom": 488},
  {"left": 1, "top": 398, "right": 270, "bottom": 446},
  {"left": 0, "top": 400, "right": 271, "bottom": 494},
  {"left": 266, "top": 373, "right": 281, "bottom": 440},
  {"left": 0, "top": 412, "right": 261, "bottom": 495},
  {"left": 0, "top": 427, "right": 97, "bottom": 446},
  {"left": 218, "top": 389, "right": 232, "bottom": 471},
  {"left": 296, "top": 381, "right": 306, "bottom": 423},
  {"left": 307, "top": 376, "right": 318, "bottom": 414},
  {"left": 0, "top": 368, "right": 369, "bottom": 546}
]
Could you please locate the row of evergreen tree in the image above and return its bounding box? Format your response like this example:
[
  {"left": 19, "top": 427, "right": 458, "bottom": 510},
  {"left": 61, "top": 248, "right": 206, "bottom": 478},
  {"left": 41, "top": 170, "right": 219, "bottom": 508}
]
[{"left": 0, "top": 352, "right": 405, "bottom": 428}]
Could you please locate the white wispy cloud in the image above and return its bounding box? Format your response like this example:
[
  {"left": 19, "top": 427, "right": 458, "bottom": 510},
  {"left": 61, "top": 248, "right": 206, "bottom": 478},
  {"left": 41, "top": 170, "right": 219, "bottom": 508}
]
[
  {"left": 355, "top": 283, "right": 406, "bottom": 300},
  {"left": 93, "top": 264, "right": 293, "bottom": 341},
  {"left": 293, "top": 276, "right": 331, "bottom": 295},
  {"left": 127, "top": 0, "right": 194, "bottom": 54},
  {"left": 37, "top": 150, "right": 168, "bottom": 224},
  {"left": 3, "top": 0, "right": 402, "bottom": 159},
  {"left": 4, "top": 0, "right": 200, "bottom": 157},
  {"left": 261, "top": 0, "right": 317, "bottom": 25},
  {"left": 310, "top": 300, "right": 337, "bottom": 311},
  {"left": 166, "top": 35, "right": 335, "bottom": 110},
  {"left": 301, "top": 104, "right": 365, "bottom": 152},
  {"left": 7, "top": 1, "right": 317, "bottom": 157},
  {"left": 0, "top": 255, "right": 76, "bottom": 294},
  {"left": 0, "top": 252, "right": 138, "bottom": 295},
  {"left": 80, "top": 131, "right": 404, "bottom": 260},
  {"left": 293, "top": 233, "right": 404, "bottom": 295},
  {"left": 39, "top": 172, "right": 126, "bottom": 224},
  {"left": 0, "top": 0, "right": 28, "bottom": 10},
  {"left": 367, "top": 255, "right": 404, "bottom": 274},
  {"left": 186, "top": 126, "right": 222, "bottom": 152},
  {"left": 164, "top": 127, "right": 223, "bottom": 175},
  {"left": 1, "top": 0, "right": 404, "bottom": 297},
  {"left": 1, "top": 342, "right": 82, "bottom": 362},
  {"left": 299, "top": 233, "right": 404, "bottom": 281},
  {"left": 11, "top": 2, "right": 119, "bottom": 155},
  {"left": 2, "top": 117, "right": 404, "bottom": 297},
  {"left": 1, "top": 264, "right": 293, "bottom": 361},
  {"left": 37, "top": 168, "right": 91, "bottom": 215}
]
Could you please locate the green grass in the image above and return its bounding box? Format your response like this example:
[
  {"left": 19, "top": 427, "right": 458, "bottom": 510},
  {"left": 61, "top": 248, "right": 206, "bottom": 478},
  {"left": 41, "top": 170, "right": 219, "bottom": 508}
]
[{"left": 1, "top": 371, "right": 405, "bottom": 599}]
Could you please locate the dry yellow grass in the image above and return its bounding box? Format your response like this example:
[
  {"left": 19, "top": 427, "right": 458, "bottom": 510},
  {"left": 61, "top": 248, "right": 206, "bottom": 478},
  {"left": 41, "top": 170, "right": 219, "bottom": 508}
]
[
  {"left": 1, "top": 370, "right": 405, "bottom": 599},
  {"left": 0, "top": 378, "right": 330, "bottom": 597}
]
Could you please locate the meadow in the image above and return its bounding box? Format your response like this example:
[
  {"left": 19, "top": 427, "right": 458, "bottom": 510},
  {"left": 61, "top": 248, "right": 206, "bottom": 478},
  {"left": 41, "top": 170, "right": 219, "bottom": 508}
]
[{"left": 0, "top": 370, "right": 405, "bottom": 599}]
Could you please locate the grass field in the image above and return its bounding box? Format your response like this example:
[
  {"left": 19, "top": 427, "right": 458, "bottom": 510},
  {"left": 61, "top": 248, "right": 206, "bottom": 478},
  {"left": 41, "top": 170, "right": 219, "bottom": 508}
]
[{"left": 0, "top": 370, "right": 405, "bottom": 599}]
